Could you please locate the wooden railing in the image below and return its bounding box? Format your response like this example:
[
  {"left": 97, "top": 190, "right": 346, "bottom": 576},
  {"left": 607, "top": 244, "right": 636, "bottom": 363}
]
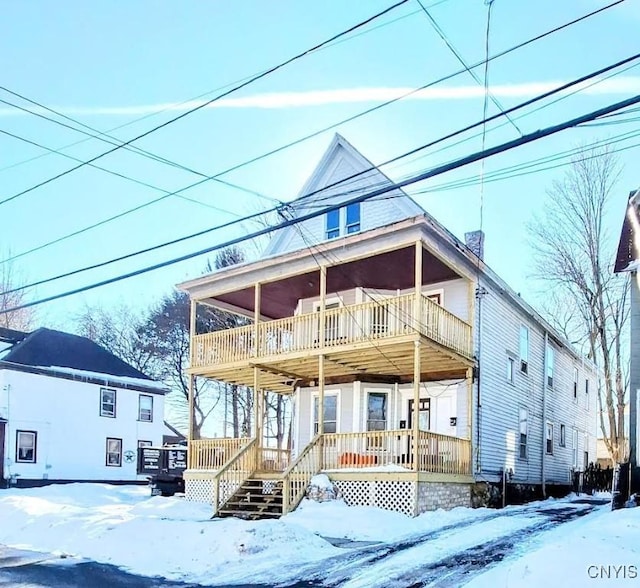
[
  {"left": 259, "top": 447, "right": 291, "bottom": 472},
  {"left": 188, "top": 437, "right": 250, "bottom": 470},
  {"left": 419, "top": 295, "right": 472, "bottom": 358},
  {"left": 191, "top": 292, "right": 472, "bottom": 369},
  {"left": 417, "top": 430, "right": 472, "bottom": 475},
  {"left": 282, "top": 434, "right": 322, "bottom": 515},
  {"left": 322, "top": 430, "right": 414, "bottom": 470},
  {"left": 212, "top": 438, "right": 258, "bottom": 516},
  {"left": 320, "top": 430, "right": 472, "bottom": 476}
]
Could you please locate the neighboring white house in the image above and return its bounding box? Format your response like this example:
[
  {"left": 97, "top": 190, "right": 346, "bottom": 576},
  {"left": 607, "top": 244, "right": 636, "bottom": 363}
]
[{"left": 0, "top": 327, "right": 168, "bottom": 487}]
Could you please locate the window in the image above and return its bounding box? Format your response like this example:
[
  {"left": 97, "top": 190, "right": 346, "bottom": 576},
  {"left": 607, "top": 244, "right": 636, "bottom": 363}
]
[
  {"left": 560, "top": 424, "right": 566, "bottom": 447},
  {"left": 367, "top": 393, "right": 387, "bottom": 432},
  {"left": 546, "top": 345, "right": 555, "bottom": 388},
  {"left": 345, "top": 202, "right": 361, "bottom": 234},
  {"left": 426, "top": 292, "right": 442, "bottom": 305},
  {"left": 573, "top": 367, "right": 578, "bottom": 400},
  {"left": 138, "top": 395, "right": 154, "bottom": 422},
  {"left": 584, "top": 434, "right": 589, "bottom": 469},
  {"left": 572, "top": 428, "right": 579, "bottom": 469},
  {"left": 313, "top": 395, "right": 337, "bottom": 434},
  {"left": 106, "top": 437, "right": 122, "bottom": 467},
  {"left": 519, "top": 408, "right": 528, "bottom": 459},
  {"left": 138, "top": 440, "right": 152, "bottom": 449},
  {"left": 519, "top": 326, "right": 529, "bottom": 374},
  {"left": 16, "top": 430, "right": 37, "bottom": 463},
  {"left": 325, "top": 209, "right": 340, "bottom": 240},
  {"left": 585, "top": 379, "right": 589, "bottom": 396},
  {"left": 100, "top": 388, "right": 116, "bottom": 418},
  {"left": 506, "top": 357, "right": 515, "bottom": 383},
  {"left": 545, "top": 422, "right": 554, "bottom": 455}
]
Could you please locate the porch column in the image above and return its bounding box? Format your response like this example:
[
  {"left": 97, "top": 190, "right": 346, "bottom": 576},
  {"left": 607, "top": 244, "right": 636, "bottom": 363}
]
[
  {"left": 254, "top": 282, "right": 261, "bottom": 357},
  {"left": 413, "top": 340, "right": 421, "bottom": 471},
  {"left": 414, "top": 240, "right": 423, "bottom": 330},
  {"left": 318, "top": 353, "right": 325, "bottom": 470},
  {"left": 188, "top": 299, "right": 197, "bottom": 442},
  {"left": 319, "top": 266, "right": 327, "bottom": 347},
  {"left": 254, "top": 367, "right": 262, "bottom": 444}
]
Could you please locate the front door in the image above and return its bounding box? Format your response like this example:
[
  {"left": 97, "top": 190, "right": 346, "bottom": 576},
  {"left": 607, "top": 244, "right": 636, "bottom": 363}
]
[
  {"left": 0, "top": 421, "right": 5, "bottom": 487},
  {"left": 407, "top": 399, "right": 430, "bottom": 463}
]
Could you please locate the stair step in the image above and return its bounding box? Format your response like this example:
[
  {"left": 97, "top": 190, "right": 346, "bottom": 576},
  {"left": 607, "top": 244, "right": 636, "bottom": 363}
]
[{"left": 218, "top": 509, "right": 282, "bottom": 520}]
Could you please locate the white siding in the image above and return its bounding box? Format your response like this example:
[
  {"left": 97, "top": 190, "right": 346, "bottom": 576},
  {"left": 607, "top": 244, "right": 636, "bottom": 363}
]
[
  {"left": 0, "top": 370, "right": 164, "bottom": 483},
  {"left": 476, "top": 281, "right": 597, "bottom": 485}
]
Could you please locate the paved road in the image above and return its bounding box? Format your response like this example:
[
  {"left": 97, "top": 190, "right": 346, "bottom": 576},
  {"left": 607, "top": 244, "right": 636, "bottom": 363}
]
[{"left": 0, "top": 498, "right": 608, "bottom": 588}]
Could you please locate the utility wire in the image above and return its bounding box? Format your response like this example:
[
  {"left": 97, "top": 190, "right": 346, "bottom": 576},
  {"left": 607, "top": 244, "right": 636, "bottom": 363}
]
[
  {"left": 4, "top": 53, "right": 638, "bottom": 293},
  {"left": 0, "top": 0, "right": 622, "bottom": 267},
  {"left": 414, "top": 0, "right": 522, "bottom": 135},
  {"left": 3, "top": 91, "right": 640, "bottom": 315},
  {"left": 0, "top": 0, "right": 411, "bottom": 208},
  {"left": 0, "top": 90, "right": 278, "bottom": 204}
]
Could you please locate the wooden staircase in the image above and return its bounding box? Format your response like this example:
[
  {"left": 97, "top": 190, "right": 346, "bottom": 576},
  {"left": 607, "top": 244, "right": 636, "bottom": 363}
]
[{"left": 217, "top": 478, "right": 284, "bottom": 520}]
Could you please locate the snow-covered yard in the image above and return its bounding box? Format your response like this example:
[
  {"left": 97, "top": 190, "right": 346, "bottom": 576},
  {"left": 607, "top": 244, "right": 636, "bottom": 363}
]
[{"left": 0, "top": 483, "right": 637, "bottom": 587}]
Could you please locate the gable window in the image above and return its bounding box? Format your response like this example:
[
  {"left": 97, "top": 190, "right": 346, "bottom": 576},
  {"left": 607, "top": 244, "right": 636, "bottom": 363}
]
[
  {"left": 325, "top": 209, "right": 340, "bottom": 240},
  {"left": 572, "top": 428, "right": 579, "bottom": 468},
  {"left": 506, "top": 356, "right": 515, "bottom": 384},
  {"left": 16, "top": 430, "right": 37, "bottom": 463},
  {"left": 519, "top": 408, "right": 528, "bottom": 459},
  {"left": 100, "top": 388, "right": 116, "bottom": 418},
  {"left": 313, "top": 394, "right": 337, "bottom": 434},
  {"left": 519, "top": 326, "right": 529, "bottom": 374},
  {"left": 545, "top": 422, "right": 554, "bottom": 455},
  {"left": 546, "top": 345, "right": 555, "bottom": 388},
  {"left": 573, "top": 367, "right": 578, "bottom": 400},
  {"left": 106, "top": 437, "right": 122, "bottom": 467},
  {"left": 139, "top": 395, "right": 153, "bottom": 422},
  {"left": 560, "top": 424, "right": 566, "bottom": 447},
  {"left": 345, "top": 202, "right": 361, "bottom": 234}
]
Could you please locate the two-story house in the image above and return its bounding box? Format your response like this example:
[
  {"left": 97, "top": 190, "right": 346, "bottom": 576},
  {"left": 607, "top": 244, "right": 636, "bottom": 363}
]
[
  {"left": 0, "top": 327, "right": 167, "bottom": 487},
  {"left": 178, "top": 134, "right": 597, "bottom": 518}
]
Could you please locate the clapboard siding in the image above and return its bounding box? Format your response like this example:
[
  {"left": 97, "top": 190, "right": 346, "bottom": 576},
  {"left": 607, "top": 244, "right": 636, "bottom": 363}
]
[{"left": 476, "top": 277, "right": 597, "bottom": 484}]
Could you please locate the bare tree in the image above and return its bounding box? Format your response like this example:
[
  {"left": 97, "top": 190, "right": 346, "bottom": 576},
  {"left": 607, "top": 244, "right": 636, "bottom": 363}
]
[
  {"left": 529, "top": 145, "right": 629, "bottom": 463},
  {"left": 0, "top": 259, "right": 36, "bottom": 331}
]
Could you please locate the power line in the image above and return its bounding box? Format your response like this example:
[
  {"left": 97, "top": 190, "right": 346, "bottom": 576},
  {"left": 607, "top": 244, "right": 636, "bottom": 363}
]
[
  {"left": 0, "top": 90, "right": 279, "bottom": 205},
  {"left": 0, "top": 0, "right": 411, "bottom": 209},
  {"left": 414, "top": 0, "right": 522, "bottom": 136},
  {"left": 0, "top": 0, "right": 622, "bottom": 267},
  {"left": 4, "top": 54, "right": 638, "bottom": 294},
  {"left": 3, "top": 91, "right": 640, "bottom": 315}
]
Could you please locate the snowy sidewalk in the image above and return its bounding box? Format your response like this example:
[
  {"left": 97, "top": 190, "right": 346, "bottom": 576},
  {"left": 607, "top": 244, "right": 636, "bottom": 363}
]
[{"left": 0, "top": 484, "right": 635, "bottom": 587}]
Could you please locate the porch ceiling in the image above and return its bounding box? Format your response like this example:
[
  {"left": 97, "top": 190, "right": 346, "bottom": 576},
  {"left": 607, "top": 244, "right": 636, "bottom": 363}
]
[
  {"left": 191, "top": 336, "right": 470, "bottom": 394},
  {"left": 212, "top": 245, "right": 459, "bottom": 320}
]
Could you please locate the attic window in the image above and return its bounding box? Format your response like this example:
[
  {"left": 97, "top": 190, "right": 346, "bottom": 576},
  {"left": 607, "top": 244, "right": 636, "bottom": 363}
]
[
  {"left": 326, "top": 209, "right": 340, "bottom": 240},
  {"left": 345, "top": 202, "right": 361, "bottom": 234}
]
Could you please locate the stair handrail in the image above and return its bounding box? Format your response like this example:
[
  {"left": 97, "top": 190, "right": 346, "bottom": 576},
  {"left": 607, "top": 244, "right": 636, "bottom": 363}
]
[
  {"left": 212, "top": 437, "right": 258, "bottom": 516},
  {"left": 281, "top": 434, "right": 322, "bottom": 515}
]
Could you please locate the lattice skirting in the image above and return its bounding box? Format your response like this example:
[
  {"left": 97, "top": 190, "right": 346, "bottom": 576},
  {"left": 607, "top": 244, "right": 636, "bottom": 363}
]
[
  {"left": 185, "top": 477, "right": 214, "bottom": 504},
  {"left": 333, "top": 479, "right": 415, "bottom": 517}
]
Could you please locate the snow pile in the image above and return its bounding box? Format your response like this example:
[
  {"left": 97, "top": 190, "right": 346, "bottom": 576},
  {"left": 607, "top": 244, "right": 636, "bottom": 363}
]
[{"left": 464, "top": 505, "right": 640, "bottom": 588}]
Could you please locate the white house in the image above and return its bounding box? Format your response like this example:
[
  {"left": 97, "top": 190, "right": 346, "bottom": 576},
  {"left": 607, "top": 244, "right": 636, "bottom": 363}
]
[
  {"left": 179, "top": 134, "right": 598, "bottom": 517},
  {"left": 0, "top": 327, "right": 168, "bottom": 487}
]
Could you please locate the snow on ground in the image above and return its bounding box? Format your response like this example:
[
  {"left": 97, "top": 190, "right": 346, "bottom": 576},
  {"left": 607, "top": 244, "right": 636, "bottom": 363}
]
[
  {"left": 464, "top": 502, "right": 640, "bottom": 588},
  {"left": 0, "top": 483, "right": 634, "bottom": 587}
]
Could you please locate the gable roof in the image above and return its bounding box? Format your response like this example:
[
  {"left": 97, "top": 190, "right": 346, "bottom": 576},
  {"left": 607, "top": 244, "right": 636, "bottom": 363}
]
[
  {"left": 262, "top": 133, "right": 425, "bottom": 257},
  {"left": 614, "top": 189, "right": 640, "bottom": 273},
  {"left": 0, "top": 328, "right": 166, "bottom": 392}
]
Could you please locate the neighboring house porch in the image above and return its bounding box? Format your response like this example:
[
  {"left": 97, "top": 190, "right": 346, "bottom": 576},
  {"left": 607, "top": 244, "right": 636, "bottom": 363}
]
[{"left": 179, "top": 219, "right": 476, "bottom": 518}]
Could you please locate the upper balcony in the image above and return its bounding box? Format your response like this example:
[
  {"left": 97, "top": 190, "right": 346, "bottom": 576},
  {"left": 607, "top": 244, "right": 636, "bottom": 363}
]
[{"left": 180, "top": 218, "right": 478, "bottom": 392}]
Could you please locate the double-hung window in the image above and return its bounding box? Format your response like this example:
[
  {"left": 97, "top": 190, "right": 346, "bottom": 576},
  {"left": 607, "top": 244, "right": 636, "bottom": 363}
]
[
  {"left": 507, "top": 357, "right": 515, "bottom": 384},
  {"left": 106, "top": 438, "right": 122, "bottom": 467},
  {"left": 572, "top": 429, "right": 579, "bottom": 468},
  {"left": 139, "top": 395, "right": 153, "bottom": 422},
  {"left": 100, "top": 388, "right": 116, "bottom": 418},
  {"left": 519, "top": 326, "right": 529, "bottom": 374},
  {"left": 16, "top": 430, "right": 37, "bottom": 463},
  {"left": 545, "top": 422, "right": 554, "bottom": 455},
  {"left": 546, "top": 345, "right": 555, "bottom": 388},
  {"left": 518, "top": 409, "right": 528, "bottom": 459},
  {"left": 325, "top": 209, "right": 340, "bottom": 240},
  {"left": 573, "top": 367, "right": 578, "bottom": 400},
  {"left": 345, "top": 203, "right": 361, "bottom": 234},
  {"left": 560, "top": 424, "right": 566, "bottom": 447},
  {"left": 313, "top": 395, "right": 337, "bottom": 434}
]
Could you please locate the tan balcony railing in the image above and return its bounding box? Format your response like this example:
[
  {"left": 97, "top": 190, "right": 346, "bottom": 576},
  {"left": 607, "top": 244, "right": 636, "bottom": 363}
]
[{"left": 191, "top": 293, "right": 472, "bottom": 368}]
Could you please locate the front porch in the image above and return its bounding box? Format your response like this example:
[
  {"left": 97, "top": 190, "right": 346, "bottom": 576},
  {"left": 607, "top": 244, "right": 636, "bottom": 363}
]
[{"left": 185, "top": 429, "right": 472, "bottom": 517}]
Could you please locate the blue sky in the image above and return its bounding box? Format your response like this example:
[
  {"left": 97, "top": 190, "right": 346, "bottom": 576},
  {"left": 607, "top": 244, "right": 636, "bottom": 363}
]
[{"left": 1, "top": 0, "right": 639, "bottom": 329}]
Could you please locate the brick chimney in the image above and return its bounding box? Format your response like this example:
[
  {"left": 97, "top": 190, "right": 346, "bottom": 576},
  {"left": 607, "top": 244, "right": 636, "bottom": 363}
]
[{"left": 465, "top": 230, "right": 485, "bottom": 260}]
